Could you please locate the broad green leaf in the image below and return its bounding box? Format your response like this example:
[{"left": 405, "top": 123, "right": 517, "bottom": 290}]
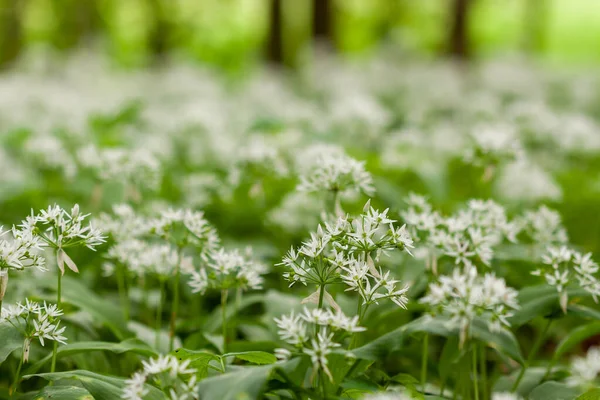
[
  {"left": 511, "top": 285, "right": 590, "bottom": 327},
  {"left": 24, "top": 370, "right": 163, "bottom": 400},
  {"left": 224, "top": 351, "right": 277, "bottom": 365},
  {"left": 576, "top": 389, "right": 600, "bottom": 400},
  {"left": 568, "top": 304, "right": 600, "bottom": 320},
  {"left": 493, "top": 367, "right": 547, "bottom": 396},
  {"left": 470, "top": 318, "right": 524, "bottom": 365},
  {"left": 438, "top": 336, "right": 462, "bottom": 384},
  {"left": 0, "top": 322, "right": 22, "bottom": 365},
  {"left": 25, "top": 338, "right": 157, "bottom": 374},
  {"left": 529, "top": 381, "right": 580, "bottom": 400},
  {"left": 197, "top": 359, "right": 300, "bottom": 400},
  {"left": 554, "top": 321, "right": 600, "bottom": 361},
  {"left": 33, "top": 386, "right": 93, "bottom": 400},
  {"left": 173, "top": 348, "right": 220, "bottom": 378}
]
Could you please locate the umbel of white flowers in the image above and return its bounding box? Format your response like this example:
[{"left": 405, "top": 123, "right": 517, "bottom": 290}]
[
  {"left": 420, "top": 265, "right": 519, "bottom": 347},
  {"left": 122, "top": 355, "right": 198, "bottom": 400},
  {"left": 0, "top": 299, "right": 67, "bottom": 362},
  {"left": 567, "top": 346, "right": 600, "bottom": 390},
  {"left": 16, "top": 204, "right": 106, "bottom": 275},
  {"left": 279, "top": 200, "right": 413, "bottom": 310}
]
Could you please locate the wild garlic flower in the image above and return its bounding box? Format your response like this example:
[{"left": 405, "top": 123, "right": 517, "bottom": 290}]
[
  {"left": 0, "top": 299, "right": 67, "bottom": 362},
  {"left": 532, "top": 246, "right": 600, "bottom": 312},
  {"left": 520, "top": 206, "right": 569, "bottom": 246},
  {"left": 19, "top": 204, "right": 106, "bottom": 275},
  {"left": 274, "top": 307, "right": 365, "bottom": 382},
  {"left": 403, "top": 195, "right": 519, "bottom": 272},
  {"left": 420, "top": 266, "right": 519, "bottom": 346},
  {"left": 0, "top": 226, "right": 45, "bottom": 271},
  {"left": 296, "top": 145, "right": 374, "bottom": 198},
  {"left": 122, "top": 355, "right": 198, "bottom": 400},
  {"left": 463, "top": 123, "right": 523, "bottom": 172},
  {"left": 95, "top": 204, "right": 151, "bottom": 240},
  {"left": 149, "top": 208, "right": 220, "bottom": 258},
  {"left": 566, "top": 346, "right": 600, "bottom": 390},
  {"left": 188, "top": 247, "right": 265, "bottom": 294}
]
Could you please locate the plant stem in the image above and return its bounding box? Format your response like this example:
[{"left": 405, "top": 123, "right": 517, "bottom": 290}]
[
  {"left": 512, "top": 318, "right": 553, "bottom": 392},
  {"left": 319, "top": 370, "right": 327, "bottom": 399},
  {"left": 472, "top": 344, "right": 479, "bottom": 400},
  {"left": 221, "top": 289, "right": 228, "bottom": 353},
  {"left": 317, "top": 284, "right": 325, "bottom": 309},
  {"left": 10, "top": 347, "right": 24, "bottom": 395},
  {"left": 169, "top": 249, "right": 182, "bottom": 352},
  {"left": 480, "top": 343, "right": 487, "bottom": 400},
  {"left": 50, "top": 267, "right": 62, "bottom": 373},
  {"left": 116, "top": 263, "right": 129, "bottom": 320},
  {"left": 421, "top": 333, "right": 429, "bottom": 393},
  {"left": 155, "top": 279, "right": 165, "bottom": 350}
]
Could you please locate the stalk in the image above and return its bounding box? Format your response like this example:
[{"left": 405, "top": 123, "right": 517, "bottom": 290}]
[
  {"left": 10, "top": 346, "right": 24, "bottom": 395},
  {"left": 472, "top": 344, "right": 479, "bottom": 400},
  {"left": 421, "top": 333, "right": 429, "bottom": 393},
  {"left": 480, "top": 343, "right": 487, "bottom": 400},
  {"left": 511, "top": 318, "right": 552, "bottom": 392},
  {"left": 155, "top": 279, "right": 165, "bottom": 350},
  {"left": 50, "top": 265, "right": 62, "bottom": 373},
  {"left": 169, "top": 248, "right": 182, "bottom": 352},
  {"left": 116, "top": 263, "right": 129, "bottom": 320},
  {"left": 221, "top": 289, "right": 228, "bottom": 353}
]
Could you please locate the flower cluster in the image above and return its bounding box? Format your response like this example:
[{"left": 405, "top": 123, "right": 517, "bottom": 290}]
[
  {"left": 421, "top": 266, "right": 519, "bottom": 346},
  {"left": 274, "top": 306, "right": 365, "bottom": 381},
  {"left": 107, "top": 240, "right": 182, "bottom": 278},
  {"left": 402, "top": 195, "right": 519, "bottom": 272},
  {"left": 0, "top": 299, "right": 67, "bottom": 362},
  {"left": 566, "top": 346, "right": 600, "bottom": 390},
  {"left": 122, "top": 355, "right": 198, "bottom": 400},
  {"left": 280, "top": 202, "right": 413, "bottom": 310},
  {"left": 532, "top": 246, "right": 600, "bottom": 312},
  {"left": 0, "top": 226, "right": 45, "bottom": 272},
  {"left": 296, "top": 145, "right": 375, "bottom": 198},
  {"left": 520, "top": 206, "right": 568, "bottom": 246},
  {"left": 188, "top": 247, "right": 265, "bottom": 294}
]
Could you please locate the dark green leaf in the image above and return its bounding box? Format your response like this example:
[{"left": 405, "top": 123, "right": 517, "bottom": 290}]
[
  {"left": 576, "top": 389, "right": 600, "bottom": 400},
  {"left": 554, "top": 321, "right": 600, "bottom": 361},
  {"left": 33, "top": 386, "right": 93, "bottom": 400},
  {"left": 173, "top": 348, "right": 221, "bottom": 378},
  {"left": 224, "top": 351, "right": 277, "bottom": 365},
  {"left": 529, "top": 381, "right": 580, "bottom": 400},
  {"left": 0, "top": 322, "right": 22, "bottom": 365}
]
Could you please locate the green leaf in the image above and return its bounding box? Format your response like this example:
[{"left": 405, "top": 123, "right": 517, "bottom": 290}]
[
  {"left": 511, "top": 285, "right": 590, "bottom": 327},
  {"left": 173, "top": 348, "right": 221, "bottom": 378},
  {"left": 493, "top": 367, "right": 547, "bottom": 396},
  {"left": 470, "top": 318, "right": 525, "bottom": 365},
  {"left": 576, "top": 389, "right": 600, "bottom": 400},
  {"left": 0, "top": 322, "right": 22, "bottom": 365},
  {"left": 529, "top": 381, "right": 580, "bottom": 400},
  {"left": 197, "top": 359, "right": 300, "bottom": 400},
  {"left": 438, "top": 336, "right": 463, "bottom": 384},
  {"left": 23, "top": 370, "right": 163, "bottom": 400},
  {"left": 224, "top": 351, "right": 277, "bottom": 365},
  {"left": 25, "top": 339, "right": 157, "bottom": 374},
  {"left": 33, "top": 386, "right": 93, "bottom": 400},
  {"left": 554, "top": 321, "right": 600, "bottom": 361},
  {"left": 568, "top": 304, "right": 600, "bottom": 320}
]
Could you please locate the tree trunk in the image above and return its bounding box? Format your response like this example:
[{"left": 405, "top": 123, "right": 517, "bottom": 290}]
[
  {"left": 267, "top": 0, "right": 283, "bottom": 64},
  {"left": 148, "top": 0, "right": 170, "bottom": 63},
  {"left": 313, "top": 0, "right": 331, "bottom": 40},
  {"left": 0, "top": 0, "right": 23, "bottom": 68},
  {"left": 447, "top": 0, "right": 471, "bottom": 59}
]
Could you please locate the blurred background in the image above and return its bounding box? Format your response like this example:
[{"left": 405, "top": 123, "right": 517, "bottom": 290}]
[{"left": 0, "top": 0, "right": 599, "bottom": 71}]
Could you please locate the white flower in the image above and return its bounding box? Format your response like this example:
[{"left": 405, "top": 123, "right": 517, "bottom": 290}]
[{"left": 567, "top": 346, "right": 600, "bottom": 389}]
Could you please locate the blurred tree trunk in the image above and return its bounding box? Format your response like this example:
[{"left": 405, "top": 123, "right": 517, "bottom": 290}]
[
  {"left": 0, "top": 0, "right": 23, "bottom": 68},
  {"left": 52, "top": 0, "right": 102, "bottom": 50},
  {"left": 312, "top": 0, "right": 331, "bottom": 44},
  {"left": 148, "top": 0, "right": 170, "bottom": 63},
  {"left": 523, "top": 0, "right": 548, "bottom": 54},
  {"left": 267, "top": 0, "right": 283, "bottom": 64},
  {"left": 447, "top": 0, "right": 472, "bottom": 59}
]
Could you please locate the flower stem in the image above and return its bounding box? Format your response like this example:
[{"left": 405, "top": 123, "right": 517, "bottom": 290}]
[
  {"left": 480, "top": 343, "right": 487, "bottom": 400},
  {"left": 472, "top": 344, "right": 479, "bottom": 400},
  {"left": 169, "top": 249, "right": 182, "bottom": 352},
  {"left": 512, "top": 318, "right": 552, "bottom": 392},
  {"left": 50, "top": 268, "right": 62, "bottom": 373},
  {"left": 10, "top": 347, "right": 24, "bottom": 395},
  {"left": 221, "top": 289, "right": 228, "bottom": 353},
  {"left": 116, "top": 263, "right": 129, "bottom": 320},
  {"left": 421, "top": 333, "right": 429, "bottom": 393},
  {"left": 155, "top": 279, "right": 165, "bottom": 350}
]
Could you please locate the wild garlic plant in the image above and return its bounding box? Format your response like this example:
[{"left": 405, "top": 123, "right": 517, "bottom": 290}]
[
  {"left": 15, "top": 204, "right": 105, "bottom": 371},
  {"left": 0, "top": 299, "right": 66, "bottom": 392},
  {"left": 188, "top": 247, "right": 266, "bottom": 352},
  {"left": 566, "top": 346, "right": 600, "bottom": 391},
  {"left": 274, "top": 306, "right": 365, "bottom": 396},
  {"left": 280, "top": 201, "right": 414, "bottom": 328},
  {"left": 122, "top": 355, "right": 198, "bottom": 400}
]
